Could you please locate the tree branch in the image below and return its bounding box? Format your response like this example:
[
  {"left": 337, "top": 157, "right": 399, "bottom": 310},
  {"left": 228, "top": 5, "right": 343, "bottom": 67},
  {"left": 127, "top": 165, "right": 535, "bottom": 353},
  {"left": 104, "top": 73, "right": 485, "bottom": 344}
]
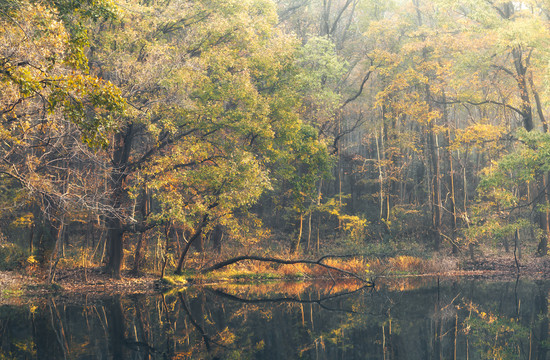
[
  {"left": 431, "top": 97, "right": 525, "bottom": 117},
  {"left": 340, "top": 60, "right": 375, "bottom": 109},
  {"left": 200, "top": 254, "right": 374, "bottom": 284}
]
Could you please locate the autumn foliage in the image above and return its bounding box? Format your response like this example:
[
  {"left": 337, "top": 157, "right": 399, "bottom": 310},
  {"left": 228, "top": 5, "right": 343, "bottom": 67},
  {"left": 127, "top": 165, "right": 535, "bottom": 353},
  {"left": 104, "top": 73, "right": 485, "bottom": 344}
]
[{"left": 2, "top": 0, "right": 550, "bottom": 279}]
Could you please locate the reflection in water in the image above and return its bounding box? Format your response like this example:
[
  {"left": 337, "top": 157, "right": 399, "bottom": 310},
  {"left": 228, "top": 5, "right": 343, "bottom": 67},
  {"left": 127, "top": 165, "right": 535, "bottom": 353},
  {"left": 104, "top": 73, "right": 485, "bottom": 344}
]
[{"left": 0, "top": 278, "right": 549, "bottom": 359}]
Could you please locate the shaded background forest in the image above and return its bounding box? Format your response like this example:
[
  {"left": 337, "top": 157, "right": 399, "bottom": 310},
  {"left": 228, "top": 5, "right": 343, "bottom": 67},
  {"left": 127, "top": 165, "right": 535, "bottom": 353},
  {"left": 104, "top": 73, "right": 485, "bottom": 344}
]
[{"left": 2, "top": 0, "right": 550, "bottom": 277}]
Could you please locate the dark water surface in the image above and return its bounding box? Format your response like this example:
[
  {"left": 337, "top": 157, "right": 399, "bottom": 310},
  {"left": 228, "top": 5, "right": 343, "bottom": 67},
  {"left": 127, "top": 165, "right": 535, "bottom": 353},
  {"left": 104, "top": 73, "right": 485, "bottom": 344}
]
[{"left": 1, "top": 277, "right": 549, "bottom": 359}]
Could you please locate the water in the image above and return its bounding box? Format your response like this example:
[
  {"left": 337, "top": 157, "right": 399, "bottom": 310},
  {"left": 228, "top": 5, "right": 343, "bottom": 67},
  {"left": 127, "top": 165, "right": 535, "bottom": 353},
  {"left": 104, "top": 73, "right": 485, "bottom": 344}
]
[{"left": 0, "top": 277, "right": 548, "bottom": 359}]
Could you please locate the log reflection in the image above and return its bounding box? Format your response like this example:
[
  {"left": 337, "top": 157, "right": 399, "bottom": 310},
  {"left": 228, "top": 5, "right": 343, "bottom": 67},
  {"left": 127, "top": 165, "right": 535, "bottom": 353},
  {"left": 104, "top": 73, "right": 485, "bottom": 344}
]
[{"left": 0, "top": 279, "right": 549, "bottom": 359}]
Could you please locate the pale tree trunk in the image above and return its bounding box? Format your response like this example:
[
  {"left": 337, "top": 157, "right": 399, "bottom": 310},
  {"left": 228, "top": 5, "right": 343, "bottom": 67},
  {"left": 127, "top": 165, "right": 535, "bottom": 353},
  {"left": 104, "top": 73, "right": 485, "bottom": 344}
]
[
  {"left": 448, "top": 139, "right": 458, "bottom": 254},
  {"left": 443, "top": 93, "right": 458, "bottom": 254},
  {"left": 337, "top": 116, "right": 342, "bottom": 231},
  {"left": 375, "top": 128, "right": 384, "bottom": 222},
  {"left": 429, "top": 125, "right": 442, "bottom": 251},
  {"left": 380, "top": 121, "right": 390, "bottom": 225},
  {"left": 538, "top": 173, "right": 550, "bottom": 256},
  {"left": 307, "top": 179, "right": 322, "bottom": 252},
  {"left": 48, "top": 215, "right": 65, "bottom": 284},
  {"left": 462, "top": 154, "right": 467, "bottom": 214},
  {"left": 316, "top": 180, "right": 323, "bottom": 253},
  {"left": 295, "top": 212, "right": 303, "bottom": 254},
  {"left": 306, "top": 212, "right": 312, "bottom": 252},
  {"left": 426, "top": 83, "right": 442, "bottom": 251}
]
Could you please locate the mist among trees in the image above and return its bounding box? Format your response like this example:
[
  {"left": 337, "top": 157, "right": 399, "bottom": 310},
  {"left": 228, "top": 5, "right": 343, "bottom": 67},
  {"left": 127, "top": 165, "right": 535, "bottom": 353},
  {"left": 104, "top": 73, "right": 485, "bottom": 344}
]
[{"left": 2, "top": 0, "right": 550, "bottom": 278}]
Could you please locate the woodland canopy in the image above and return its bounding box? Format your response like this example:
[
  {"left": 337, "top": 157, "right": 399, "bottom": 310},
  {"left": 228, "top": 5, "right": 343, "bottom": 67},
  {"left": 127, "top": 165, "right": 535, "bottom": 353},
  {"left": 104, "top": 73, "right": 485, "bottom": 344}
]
[{"left": 2, "top": 0, "right": 550, "bottom": 278}]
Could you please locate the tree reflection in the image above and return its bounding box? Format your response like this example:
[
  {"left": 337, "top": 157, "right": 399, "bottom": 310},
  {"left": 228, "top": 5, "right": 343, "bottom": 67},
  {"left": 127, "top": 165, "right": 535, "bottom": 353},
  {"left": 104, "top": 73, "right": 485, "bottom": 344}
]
[{"left": 0, "top": 279, "right": 549, "bottom": 359}]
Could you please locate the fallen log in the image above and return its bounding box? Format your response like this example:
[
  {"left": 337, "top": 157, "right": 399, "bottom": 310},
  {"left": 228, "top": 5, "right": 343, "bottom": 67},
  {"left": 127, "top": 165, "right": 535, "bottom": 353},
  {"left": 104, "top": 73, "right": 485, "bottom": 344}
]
[{"left": 200, "top": 254, "right": 374, "bottom": 285}]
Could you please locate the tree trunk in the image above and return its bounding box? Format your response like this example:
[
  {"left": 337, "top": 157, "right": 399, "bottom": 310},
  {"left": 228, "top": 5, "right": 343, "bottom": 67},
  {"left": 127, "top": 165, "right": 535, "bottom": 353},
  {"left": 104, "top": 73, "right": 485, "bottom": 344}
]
[
  {"left": 512, "top": 47, "right": 533, "bottom": 132},
  {"left": 528, "top": 70, "right": 550, "bottom": 255},
  {"left": 425, "top": 81, "right": 442, "bottom": 251},
  {"left": 132, "top": 186, "right": 150, "bottom": 274},
  {"left": 105, "top": 124, "right": 134, "bottom": 278},
  {"left": 29, "top": 223, "right": 34, "bottom": 255},
  {"left": 381, "top": 121, "right": 391, "bottom": 226},
  {"left": 37, "top": 214, "right": 58, "bottom": 263},
  {"left": 538, "top": 172, "right": 550, "bottom": 256},
  {"left": 306, "top": 212, "right": 312, "bottom": 252},
  {"left": 375, "top": 128, "right": 384, "bottom": 222},
  {"left": 429, "top": 128, "right": 442, "bottom": 251},
  {"left": 211, "top": 224, "right": 223, "bottom": 254},
  {"left": 509, "top": 46, "right": 549, "bottom": 256},
  {"left": 48, "top": 217, "right": 64, "bottom": 284},
  {"left": 132, "top": 231, "right": 147, "bottom": 274},
  {"left": 443, "top": 92, "right": 458, "bottom": 255},
  {"left": 106, "top": 219, "right": 125, "bottom": 279},
  {"left": 449, "top": 141, "right": 458, "bottom": 254},
  {"left": 174, "top": 214, "right": 209, "bottom": 274},
  {"left": 337, "top": 116, "right": 343, "bottom": 231},
  {"left": 295, "top": 212, "right": 303, "bottom": 253}
]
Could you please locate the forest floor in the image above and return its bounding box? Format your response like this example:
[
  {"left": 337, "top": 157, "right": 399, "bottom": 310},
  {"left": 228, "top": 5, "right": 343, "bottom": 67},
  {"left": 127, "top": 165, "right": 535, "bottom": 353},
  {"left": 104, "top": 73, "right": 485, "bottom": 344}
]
[
  {"left": 459, "top": 255, "right": 550, "bottom": 278},
  {"left": 0, "top": 267, "right": 160, "bottom": 305},
  {"left": 1, "top": 254, "right": 550, "bottom": 305}
]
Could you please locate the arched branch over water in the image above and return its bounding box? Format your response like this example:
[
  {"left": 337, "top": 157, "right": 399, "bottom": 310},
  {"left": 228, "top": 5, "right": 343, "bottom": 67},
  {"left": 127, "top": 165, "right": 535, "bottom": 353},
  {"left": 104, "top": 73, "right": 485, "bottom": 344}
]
[{"left": 201, "top": 254, "right": 374, "bottom": 285}]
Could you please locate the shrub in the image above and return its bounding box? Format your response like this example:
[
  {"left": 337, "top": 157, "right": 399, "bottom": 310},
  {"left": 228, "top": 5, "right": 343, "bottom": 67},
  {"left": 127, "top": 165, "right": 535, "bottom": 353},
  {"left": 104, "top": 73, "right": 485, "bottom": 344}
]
[{"left": 0, "top": 242, "right": 27, "bottom": 270}]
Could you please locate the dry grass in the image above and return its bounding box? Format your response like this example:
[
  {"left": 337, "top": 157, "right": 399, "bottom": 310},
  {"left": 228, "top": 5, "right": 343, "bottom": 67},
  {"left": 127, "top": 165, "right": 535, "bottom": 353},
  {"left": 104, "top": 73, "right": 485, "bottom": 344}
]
[
  {"left": 388, "top": 256, "right": 430, "bottom": 272},
  {"left": 208, "top": 256, "right": 370, "bottom": 281},
  {"left": 196, "top": 254, "right": 450, "bottom": 282},
  {"left": 278, "top": 263, "right": 309, "bottom": 277},
  {"left": 49, "top": 245, "right": 456, "bottom": 284},
  {"left": 368, "top": 255, "right": 438, "bottom": 275}
]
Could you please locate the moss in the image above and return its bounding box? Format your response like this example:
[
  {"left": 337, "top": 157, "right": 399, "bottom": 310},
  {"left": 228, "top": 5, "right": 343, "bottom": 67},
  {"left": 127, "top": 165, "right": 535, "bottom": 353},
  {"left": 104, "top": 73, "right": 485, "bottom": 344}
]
[
  {"left": 161, "top": 275, "right": 188, "bottom": 286},
  {"left": 1, "top": 288, "right": 23, "bottom": 298},
  {"left": 161, "top": 277, "right": 176, "bottom": 285}
]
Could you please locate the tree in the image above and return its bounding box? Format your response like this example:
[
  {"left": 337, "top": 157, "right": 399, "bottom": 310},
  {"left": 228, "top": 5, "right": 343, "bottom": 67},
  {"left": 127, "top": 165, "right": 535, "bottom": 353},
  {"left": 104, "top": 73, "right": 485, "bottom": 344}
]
[
  {"left": 0, "top": 0, "right": 124, "bottom": 265},
  {"left": 433, "top": 0, "right": 550, "bottom": 254},
  {"left": 85, "top": 0, "right": 330, "bottom": 277}
]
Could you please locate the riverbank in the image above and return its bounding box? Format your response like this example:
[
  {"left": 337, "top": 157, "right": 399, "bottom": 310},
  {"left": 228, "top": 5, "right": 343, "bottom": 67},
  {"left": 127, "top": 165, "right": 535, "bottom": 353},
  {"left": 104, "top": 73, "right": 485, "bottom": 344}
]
[
  {"left": 0, "top": 268, "right": 160, "bottom": 305},
  {"left": 2, "top": 254, "right": 550, "bottom": 304}
]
